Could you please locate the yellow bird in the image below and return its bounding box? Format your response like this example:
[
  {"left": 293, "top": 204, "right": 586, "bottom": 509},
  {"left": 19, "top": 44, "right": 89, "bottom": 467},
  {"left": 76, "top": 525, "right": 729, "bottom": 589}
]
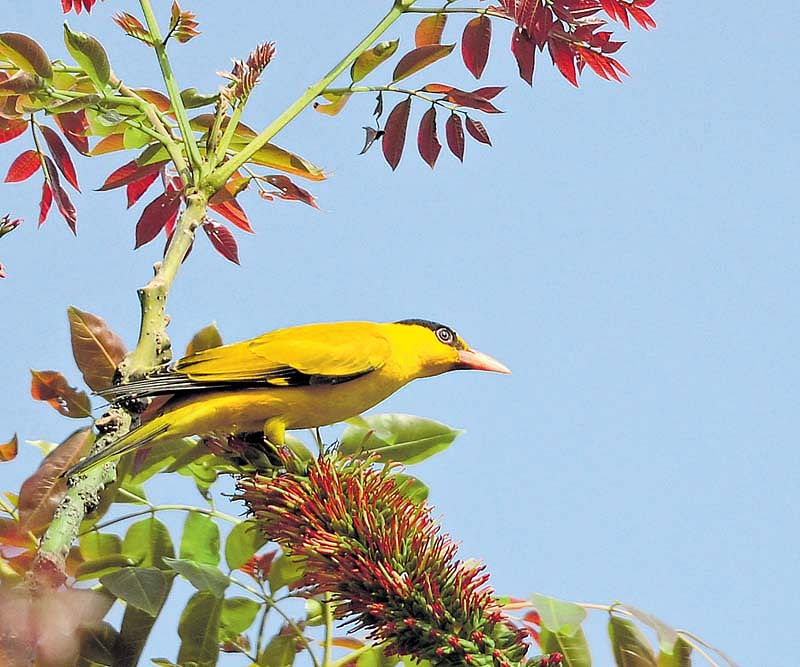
[{"left": 66, "top": 319, "right": 510, "bottom": 476}]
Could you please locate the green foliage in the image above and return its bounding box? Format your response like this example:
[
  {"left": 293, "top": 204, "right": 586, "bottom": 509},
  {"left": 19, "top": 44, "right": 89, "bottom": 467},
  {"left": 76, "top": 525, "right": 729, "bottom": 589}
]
[
  {"left": 177, "top": 591, "right": 224, "bottom": 667},
  {"left": 340, "top": 413, "right": 462, "bottom": 464},
  {"left": 225, "top": 518, "right": 267, "bottom": 570}
]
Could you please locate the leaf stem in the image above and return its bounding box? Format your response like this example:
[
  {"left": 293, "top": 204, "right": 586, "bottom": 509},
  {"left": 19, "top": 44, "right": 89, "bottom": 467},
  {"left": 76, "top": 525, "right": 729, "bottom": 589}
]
[
  {"left": 81, "top": 503, "right": 241, "bottom": 534},
  {"left": 326, "top": 84, "right": 461, "bottom": 113},
  {"left": 138, "top": 0, "right": 203, "bottom": 180},
  {"left": 322, "top": 591, "right": 334, "bottom": 666},
  {"left": 208, "top": 0, "right": 418, "bottom": 191},
  {"left": 329, "top": 643, "right": 377, "bottom": 667}
]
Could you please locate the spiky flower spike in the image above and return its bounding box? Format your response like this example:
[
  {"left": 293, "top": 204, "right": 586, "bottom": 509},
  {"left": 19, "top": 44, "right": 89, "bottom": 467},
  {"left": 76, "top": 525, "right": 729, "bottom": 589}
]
[{"left": 239, "top": 453, "right": 532, "bottom": 666}]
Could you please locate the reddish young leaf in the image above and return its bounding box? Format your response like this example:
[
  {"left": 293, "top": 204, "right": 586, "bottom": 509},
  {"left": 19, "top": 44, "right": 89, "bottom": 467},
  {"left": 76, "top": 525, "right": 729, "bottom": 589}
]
[
  {"left": 465, "top": 116, "right": 492, "bottom": 145},
  {"left": 42, "top": 156, "right": 77, "bottom": 234},
  {"left": 445, "top": 113, "right": 465, "bottom": 162},
  {"left": 18, "top": 428, "right": 93, "bottom": 537},
  {"left": 0, "top": 434, "right": 18, "bottom": 462},
  {"left": 0, "top": 118, "right": 27, "bottom": 145},
  {"left": 203, "top": 220, "right": 240, "bottom": 265},
  {"left": 39, "top": 181, "right": 53, "bottom": 226},
  {"left": 264, "top": 175, "right": 319, "bottom": 209},
  {"left": 89, "top": 133, "right": 126, "bottom": 156},
  {"left": 126, "top": 169, "right": 161, "bottom": 208},
  {"left": 392, "top": 44, "right": 455, "bottom": 83},
  {"left": 444, "top": 89, "right": 502, "bottom": 113},
  {"left": 381, "top": 98, "right": 412, "bottom": 170},
  {"left": 422, "top": 83, "right": 454, "bottom": 94},
  {"left": 512, "top": 28, "right": 536, "bottom": 85},
  {"left": 549, "top": 37, "right": 579, "bottom": 87},
  {"left": 628, "top": 4, "right": 657, "bottom": 30},
  {"left": 30, "top": 369, "right": 92, "bottom": 418},
  {"left": 40, "top": 125, "right": 79, "bottom": 191},
  {"left": 209, "top": 199, "right": 254, "bottom": 233},
  {"left": 471, "top": 86, "right": 505, "bottom": 100},
  {"left": 67, "top": 306, "right": 127, "bottom": 392},
  {"left": 4, "top": 149, "right": 40, "bottom": 183},
  {"left": 53, "top": 110, "right": 89, "bottom": 155},
  {"left": 461, "top": 15, "right": 492, "bottom": 79},
  {"left": 135, "top": 191, "right": 181, "bottom": 248},
  {"left": 417, "top": 107, "right": 442, "bottom": 168},
  {"left": 99, "top": 159, "right": 168, "bottom": 191},
  {"left": 415, "top": 14, "right": 447, "bottom": 47}
]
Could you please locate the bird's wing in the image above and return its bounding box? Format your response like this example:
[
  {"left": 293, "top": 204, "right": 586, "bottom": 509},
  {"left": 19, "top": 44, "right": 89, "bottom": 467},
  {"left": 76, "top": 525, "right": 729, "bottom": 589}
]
[{"left": 100, "top": 322, "right": 391, "bottom": 399}]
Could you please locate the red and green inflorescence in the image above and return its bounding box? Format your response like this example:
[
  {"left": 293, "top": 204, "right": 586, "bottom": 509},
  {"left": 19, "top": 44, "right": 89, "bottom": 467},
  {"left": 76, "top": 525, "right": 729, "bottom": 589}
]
[{"left": 239, "top": 453, "right": 532, "bottom": 666}]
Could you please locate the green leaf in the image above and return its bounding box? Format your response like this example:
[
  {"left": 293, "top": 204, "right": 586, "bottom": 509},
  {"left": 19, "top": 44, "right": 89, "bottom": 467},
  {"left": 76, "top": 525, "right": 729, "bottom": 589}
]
[
  {"left": 656, "top": 637, "right": 692, "bottom": 667},
  {"left": 225, "top": 519, "right": 268, "bottom": 571},
  {"left": 177, "top": 591, "right": 223, "bottom": 667},
  {"left": 531, "top": 593, "right": 588, "bottom": 635},
  {"left": 221, "top": 596, "right": 260, "bottom": 634},
  {"left": 185, "top": 322, "right": 223, "bottom": 355},
  {"left": 26, "top": 439, "right": 58, "bottom": 456},
  {"left": 351, "top": 39, "right": 400, "bottom": 82},
  {"left": 80, "top": 531, "right": 122, "bottom": 561},
  {"left": 615, "top": 604, "right": 678, "bottom": 654},
  {"left": 123, "top": 125, "right": 150, "bottom": 150},
  {"left": 0, "top": 32, "right": 52, "bottom": 79},
  {"left": 305, "top": 598, "right": 324, "bottom": 626},
  {"left": 122, "top": 517, "right": 175, "bottom": 570},
  {"left": 180, "top": 87, "right": 219, "bottom": 109},
  {"left": 163, "top": 557, "right": 230, "bottom": 597},
  {"left": 115, "top": 578, "right": 173, "bottom": 667},
  {"left": 540, "top": 626, "right": 592, "bottom": 667},
  {"left": 393, "top": 473, "right": 429, "bottom": 504},
  {"left": 100, "top": 567, "right": 169, "bottom": 616},
  {"left": 75, "top": 554, "right": 136, "bottom": 581},
  {"left": 268, "top": 554, "right": 304, "bottom": 592},
  {"left": 609, "top": 616, "right": 657, "bottom": 667},
  {"left": 151, "top": 660, "right": 180, "bottom": 667},
  {"left": 128, "top": 437, "right": 198, "bottom": 484},
  {"left": 243, "top": 142, "right": 326, "bottom": 181},
  {"left": 179, "top": 512, "right": 220, "bottom": 566},
  {"left": 259, "top": 634, "right": 297, "bottom": 667},
  {"left": 285, "top": 434, "right": 314, "bottom": 463},
  {"left": 79, "top": 621, "right": 118, "bottom": 666},
  {"left": 340, "top": 413, "right": 462, "bottom": 464},
  {"left": 63, "top": 24, "right": 110, "bottom": 91}
]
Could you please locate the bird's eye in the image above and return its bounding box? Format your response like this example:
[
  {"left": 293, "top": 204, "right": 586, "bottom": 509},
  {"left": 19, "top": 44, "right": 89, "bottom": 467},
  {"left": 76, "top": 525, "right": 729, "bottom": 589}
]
[{"left": 436, "top": 327, "right": 454, "bottom": 344}]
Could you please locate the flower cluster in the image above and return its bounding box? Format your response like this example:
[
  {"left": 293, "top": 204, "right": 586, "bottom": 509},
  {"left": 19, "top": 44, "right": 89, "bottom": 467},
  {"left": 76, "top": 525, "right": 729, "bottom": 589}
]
[{"left": 240, "top": 453, "right": 532, "bottom": 666}]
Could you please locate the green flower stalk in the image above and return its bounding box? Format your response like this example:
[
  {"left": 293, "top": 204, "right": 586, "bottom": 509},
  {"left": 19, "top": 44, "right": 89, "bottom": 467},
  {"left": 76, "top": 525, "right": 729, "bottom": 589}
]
[{"left": 239, "top": 453, "right": 532, "bottom": 666}]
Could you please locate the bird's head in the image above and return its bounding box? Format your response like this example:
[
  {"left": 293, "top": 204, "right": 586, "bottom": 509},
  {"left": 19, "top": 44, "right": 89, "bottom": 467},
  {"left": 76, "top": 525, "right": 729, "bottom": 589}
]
[{"left": 393, "top": 319, "right": 511, "bottom": 379}]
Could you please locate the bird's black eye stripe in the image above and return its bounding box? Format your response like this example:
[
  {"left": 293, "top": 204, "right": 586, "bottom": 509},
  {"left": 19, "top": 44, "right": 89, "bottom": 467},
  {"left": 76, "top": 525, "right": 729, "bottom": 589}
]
[{"left": 395, "top": 318, "right": 463, "bottom": 349}]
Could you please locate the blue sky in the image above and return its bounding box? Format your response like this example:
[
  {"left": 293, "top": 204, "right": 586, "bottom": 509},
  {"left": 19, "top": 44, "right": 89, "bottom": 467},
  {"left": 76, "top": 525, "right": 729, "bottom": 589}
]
[{"left": 1, "top": 2, "right": 796, "bottom": 666}]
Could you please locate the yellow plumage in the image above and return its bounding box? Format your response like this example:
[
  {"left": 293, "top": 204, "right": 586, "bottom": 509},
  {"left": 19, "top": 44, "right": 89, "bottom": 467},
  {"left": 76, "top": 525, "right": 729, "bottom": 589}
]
[{"left": 66, "top": 319, "right": 510, "bottom": 477}]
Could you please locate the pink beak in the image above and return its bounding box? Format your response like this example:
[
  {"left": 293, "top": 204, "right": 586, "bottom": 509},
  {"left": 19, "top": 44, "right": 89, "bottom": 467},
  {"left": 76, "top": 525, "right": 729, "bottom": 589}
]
[{"left": 457, "top": 348, "right": 512, "bottom": 374}]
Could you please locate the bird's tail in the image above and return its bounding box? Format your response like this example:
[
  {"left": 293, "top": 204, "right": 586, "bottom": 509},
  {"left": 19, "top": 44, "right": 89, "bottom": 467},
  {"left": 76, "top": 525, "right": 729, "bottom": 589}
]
[{"left": 62, "top": 416, "right": 173, "bottom": 478}]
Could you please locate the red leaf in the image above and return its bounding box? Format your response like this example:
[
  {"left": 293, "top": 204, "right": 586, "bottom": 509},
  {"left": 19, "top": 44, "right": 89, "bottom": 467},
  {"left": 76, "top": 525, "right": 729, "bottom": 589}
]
[
  {"left": 445, "top": 113, "right": 465, "bottom": 162},
  {"left": 203, "top": 221, "right": 240, "bottom": 264},
  {"left": 30, "top": 369, "right": 92, "bottom": 418},
  {"left": 628, "top": 5, "right": 656, "bottom": 30},
  {"left": 43, "top": 156, "right": 77, "bottom": 234},
  {"left": 549, "top": 37, "right": 579, "bottom": 87},
  {"left": 471, "top": 86, "right": 505, "bottom": 100},
  {"left": 381, "top": 98, "right": 412, "bottom": 171},
  {"left": 99, "top": 159, "right": 168, "bottom": 191},
  {"left": 512, "top": 28, "right": 536, "bottom": 85},
  {"left": 126, "top": 169, "right": 161, "bottom": 208},
  {"left": 392, "top": 44, "right": 455, "bottom": 83},
  {"left": 39, "top": 181, "right": 53, "bottom": 226},
  {"left": 53, "top": 111, "right": 89, "bottom": 155},
  {"left": 417, "top": 107, "right": 442, "bottom": 169},
  {"left": 415, "top": 14, "right": 447, "bottom": 47},
  {"left": 263, "top": 175, "right": 319, "bottom": 209},
  {"left": 135, "top": 191, "right": 181, "bottom": 248},
  {"left": 444, "top": 89, "right": 502, "bottom": 113},
  {"left": 422, "top": 83, "right": 454, "bottom": 94},
  {"left": 209, "top": 199, "right": 255, "bottom": 233},
  {"left": 4, "top": 149, "right": 40, "bottom": 183},
  {"left": 0, "top": 117, "right": 27, "bottom": 145},
  {"left": 40, "top": 125, "right": 80, "bottom": 191},
  {"left": 461, "top": 15, "right": 492, "bottom": 79},
  {"left": 18, "top": 429, "right": 93, "bottom": 536},
  {"left": 465, "top": 116, "right": 492, "bottom": 145}
]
